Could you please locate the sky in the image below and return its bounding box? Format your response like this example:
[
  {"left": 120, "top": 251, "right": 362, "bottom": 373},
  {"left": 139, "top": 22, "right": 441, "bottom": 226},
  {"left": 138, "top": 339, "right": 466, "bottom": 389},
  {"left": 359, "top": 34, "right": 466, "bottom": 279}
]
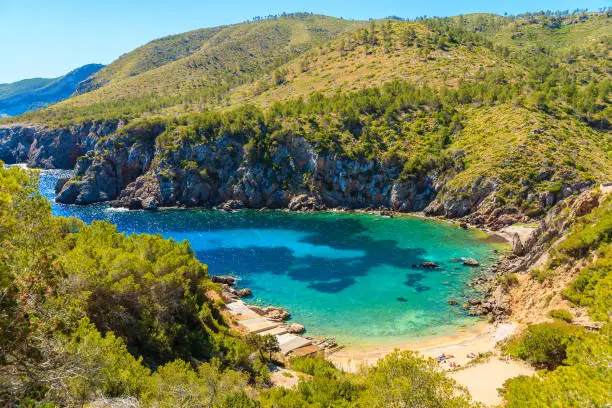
[{"left": 0, "top": 0, "right": 607, "bottom": 83}]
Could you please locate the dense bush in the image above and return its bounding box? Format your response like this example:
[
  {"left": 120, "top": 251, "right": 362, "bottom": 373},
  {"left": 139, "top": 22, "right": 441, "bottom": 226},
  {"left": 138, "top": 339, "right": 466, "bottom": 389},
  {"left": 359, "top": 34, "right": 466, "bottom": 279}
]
[
  {"left": 0, "top": 164, "right": 263, "bottom": 405},
  {"left": 502, "top": 325, "right": 612, "bottom": 407},
  {"left": 290, "top": 356, "right": 339, "bottom": 378},
  {"left": 503, "top": 322, "right": 585, "bottom": 369},
  {"left": 563, "top": 253, "right": 612, "bottom": 321},
  {"left": 548, "top": 309, "right": 573, "bottom": 323}
]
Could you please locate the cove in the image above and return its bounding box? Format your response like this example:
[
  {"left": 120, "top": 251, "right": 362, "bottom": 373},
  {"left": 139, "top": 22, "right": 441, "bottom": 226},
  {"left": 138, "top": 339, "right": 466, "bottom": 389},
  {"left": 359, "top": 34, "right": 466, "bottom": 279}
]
[{"left": 39, "top": 169, "right": 502, "bottom": 346}]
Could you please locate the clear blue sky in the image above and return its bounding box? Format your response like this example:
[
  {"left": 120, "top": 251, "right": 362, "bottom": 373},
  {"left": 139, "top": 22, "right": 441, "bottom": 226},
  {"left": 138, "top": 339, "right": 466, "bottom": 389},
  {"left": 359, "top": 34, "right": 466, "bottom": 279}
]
[{"left": 0, "top": 0, "right": 607, "bottom": 83}]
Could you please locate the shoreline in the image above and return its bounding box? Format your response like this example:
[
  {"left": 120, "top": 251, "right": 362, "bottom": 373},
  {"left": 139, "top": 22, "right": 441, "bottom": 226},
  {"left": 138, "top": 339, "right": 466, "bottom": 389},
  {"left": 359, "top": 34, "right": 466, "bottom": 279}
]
[{"left": 328, "top": 320, "right": 508, "bottom": 372}]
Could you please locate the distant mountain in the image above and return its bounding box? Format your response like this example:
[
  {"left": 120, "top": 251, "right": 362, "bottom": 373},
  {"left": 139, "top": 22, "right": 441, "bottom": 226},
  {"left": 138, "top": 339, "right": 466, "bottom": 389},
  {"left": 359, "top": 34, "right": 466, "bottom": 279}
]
[{"left": 0, "top": 64, "right": 104, "bottom": 116}]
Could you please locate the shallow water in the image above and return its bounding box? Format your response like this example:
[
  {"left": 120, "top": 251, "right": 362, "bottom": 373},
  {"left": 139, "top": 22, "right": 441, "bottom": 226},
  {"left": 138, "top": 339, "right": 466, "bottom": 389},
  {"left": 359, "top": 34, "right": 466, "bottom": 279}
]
[{"left": 39, "top": 170, "right": 500, "bottom": 346}]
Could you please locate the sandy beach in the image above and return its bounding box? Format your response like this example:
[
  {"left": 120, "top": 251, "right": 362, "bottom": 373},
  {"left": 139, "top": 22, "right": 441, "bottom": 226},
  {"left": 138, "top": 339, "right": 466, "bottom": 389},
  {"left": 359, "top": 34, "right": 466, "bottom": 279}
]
[{"left": 329, "top": 321, "right": 535, "bottom": 406}]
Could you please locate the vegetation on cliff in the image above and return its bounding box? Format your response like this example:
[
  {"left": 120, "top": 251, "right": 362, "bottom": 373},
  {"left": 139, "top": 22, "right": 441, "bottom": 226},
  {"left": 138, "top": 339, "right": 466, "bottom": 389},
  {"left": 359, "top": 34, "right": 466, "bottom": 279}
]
[{"left": 500, "top": 191, "right": 611, "bottom": 407}]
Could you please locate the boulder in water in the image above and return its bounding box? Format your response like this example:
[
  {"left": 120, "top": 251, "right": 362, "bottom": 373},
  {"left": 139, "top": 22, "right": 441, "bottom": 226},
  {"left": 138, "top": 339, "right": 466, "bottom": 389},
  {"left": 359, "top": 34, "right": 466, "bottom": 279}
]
[
  {"left": 237, "top": 288, "right": 252, "bottom": 298},
  {"left": 286, "top": 323, "right": 305, "bottom": 334},
  {"left": 462, "top": 258, "right": 479, "bottom": 266},
  {"left": 420, "top": 261, "right": 440, "bottom": 269}
]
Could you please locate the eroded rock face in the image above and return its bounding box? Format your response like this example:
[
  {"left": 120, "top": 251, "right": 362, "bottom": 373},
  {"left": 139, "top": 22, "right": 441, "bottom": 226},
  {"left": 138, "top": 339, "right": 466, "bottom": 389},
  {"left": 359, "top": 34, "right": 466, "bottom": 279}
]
[
  {"left": 56, "top": 128, "right": 159, "bottom": 204},
  {"left": 0, "top": 121, "right": 119, "bottom": 169},
  {"left": 56, "top": 133, "right": 439, "bottom": 213},
  {"left": 288, "top": 194, "right": 325, "bottom": 211},
  {"left": 10, "top": 120, "right": 591, "bottom": 227}
]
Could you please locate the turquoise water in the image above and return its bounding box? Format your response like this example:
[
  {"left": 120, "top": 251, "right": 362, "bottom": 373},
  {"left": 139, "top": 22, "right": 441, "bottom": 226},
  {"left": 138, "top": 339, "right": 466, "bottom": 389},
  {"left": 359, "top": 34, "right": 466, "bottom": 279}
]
[{"left": 39, "top": 170, "right": 500, "bottom": 346}]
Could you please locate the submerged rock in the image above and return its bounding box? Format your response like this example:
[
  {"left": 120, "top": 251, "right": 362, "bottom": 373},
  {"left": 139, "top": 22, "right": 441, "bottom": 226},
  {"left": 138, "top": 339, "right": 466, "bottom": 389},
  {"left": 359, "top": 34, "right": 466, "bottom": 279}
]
[{"left": 419, "top": 261, "right": 440, "bottom": 269}]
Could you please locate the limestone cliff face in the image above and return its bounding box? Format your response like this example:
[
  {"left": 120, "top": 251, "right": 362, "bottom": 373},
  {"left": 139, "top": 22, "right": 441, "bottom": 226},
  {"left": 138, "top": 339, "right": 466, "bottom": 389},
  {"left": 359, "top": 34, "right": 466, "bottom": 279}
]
[
  {"left": 0, "top": 121, "right": 119, "bottom": 169},
  {"left": 53, "top": 130, "right": 436, "bottom": 211},
  {"left": 2, "top": 122, "right": 594, "bottom": 226}
]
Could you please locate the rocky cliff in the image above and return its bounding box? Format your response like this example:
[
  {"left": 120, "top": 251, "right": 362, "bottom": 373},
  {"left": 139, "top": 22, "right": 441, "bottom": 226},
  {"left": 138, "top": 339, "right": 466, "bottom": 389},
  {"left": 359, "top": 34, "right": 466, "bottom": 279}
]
[
  {"left": 1, "top": 119, "right": 596, "bottom": 229},
  {"left": 55, "top": 128, "right": 437, "bottom": 211},
  {"left": 0, "top": 121, "right": 119, "bottom": 169}
]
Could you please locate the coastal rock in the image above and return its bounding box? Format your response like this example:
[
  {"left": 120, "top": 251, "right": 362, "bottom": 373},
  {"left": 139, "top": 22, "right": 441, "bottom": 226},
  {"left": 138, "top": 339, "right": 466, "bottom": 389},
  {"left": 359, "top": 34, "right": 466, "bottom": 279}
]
[
  {"left": 0, "top": 121, "right": 119, "bottom": 169},
  {"left": 468, "top": 297, "right": 482, "bottom": 306},
  {"left": 217, "top": 200, "right": 245, "bottom": 211},
  {"left": 447, "top": 299, "right": 459, "bottom": 305},
  {"left": 237, "top": 288, "right": 252, "bottom": 298},
  {"left": 263, "top": 307, "right": 291, "bottom": 322},
  {"left": 212, "top": 275, "right": 236, "bottom": 285},
  {"left": 54, "top": 177, "right": 70, "bottom": 194},
  {"left": 511, "top": 233, "right": 524, "bottom": 256},
  {"left": 247, "top": 305, "right": 291, "bottom": 321},
  {"left": 248, "top": 305, "right": 265, "bottom": 315},
  {"left": 288, "top": 194, "right": 325, "bottom": 211},
  {"left": 462, "top": 258, "right": 479, "bottom": 266},
  {"left": 423, "top": 199, "right": 445, "bottom": 216},
  {"left": 419, "top": 261, "right": 440, "bottom": 269},
  {"left": 286, "top": 323, "right": 305, "bottom": 334}
]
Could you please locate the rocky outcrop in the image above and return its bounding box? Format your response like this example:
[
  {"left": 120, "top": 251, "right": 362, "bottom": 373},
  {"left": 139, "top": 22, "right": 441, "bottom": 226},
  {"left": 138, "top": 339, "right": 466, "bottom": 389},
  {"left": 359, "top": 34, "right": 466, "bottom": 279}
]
[
  {"left": 57, "top": 131, "right": 439, "bottom": 213},
  {"left": 286, "top": 323, "right": 305, "bottom": 334},
  {"left": 8, "top": 118, "right": 591, "bottom": 227},
  {"left": 216, "top": 200, "right": 245, "bottom": 211},
  {"left": 0, "top": 121, "right": 119, "bottom": 169},
  {"left": 237, "top": 288, "right": 252, "bottom": 298},
  {"left": 462, "top": 258, "right": 479, "bottom": 266},
  {"left": 470, "top": 188, "right": 608, "bottom": 321},
  {"left": 55, "top": 122, "right": 162, "bottom": 204},
  {"left": 212, "top": 275, "right": 236, "bottom": 285},
  {"left": 288, "top": 194, "right": 325, "bottom": 211},
  {"left": 249, "top": 305, "right": 291, "bottom": 322}
]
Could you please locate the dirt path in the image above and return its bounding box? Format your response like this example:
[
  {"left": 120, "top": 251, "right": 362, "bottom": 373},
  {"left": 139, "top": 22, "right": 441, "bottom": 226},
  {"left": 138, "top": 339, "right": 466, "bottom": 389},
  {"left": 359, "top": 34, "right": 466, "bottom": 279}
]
[{"left": 449, "top": 358, "right": 535, "bottom": 406}]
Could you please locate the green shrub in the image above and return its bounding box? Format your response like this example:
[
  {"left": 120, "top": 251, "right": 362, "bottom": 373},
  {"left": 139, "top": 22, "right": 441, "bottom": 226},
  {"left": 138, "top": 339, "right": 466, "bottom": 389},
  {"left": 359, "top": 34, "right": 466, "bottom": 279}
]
[
  {"left": 502, "top": 325, "right": 612, "bottom": 408},
  {"left": 291, "top": 356, "right": 339, "bottom": 378},
  {"left": 547, "top": 308, "right": 573, "bottom": 323},
  {"left": 499, "top": 273, "right": 519, "bottom": 291},
  {"left": 563, "top": 250, "right": 612, "bottom": 321},
  {"left": 503, "top": 322, "right": 585, "bottom": 369}
]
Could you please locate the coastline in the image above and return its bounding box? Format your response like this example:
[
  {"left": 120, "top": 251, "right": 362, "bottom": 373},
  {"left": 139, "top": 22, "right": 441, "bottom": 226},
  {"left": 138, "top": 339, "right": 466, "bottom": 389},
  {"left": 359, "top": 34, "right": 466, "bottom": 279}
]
[{"left": 328, "top": 320, "right": 513, "bottom": 372}]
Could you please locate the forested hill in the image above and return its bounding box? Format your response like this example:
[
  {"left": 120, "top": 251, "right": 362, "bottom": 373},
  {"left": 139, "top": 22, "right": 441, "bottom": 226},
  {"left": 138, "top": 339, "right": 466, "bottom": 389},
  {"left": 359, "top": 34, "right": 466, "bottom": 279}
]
[
  {"left": 5, "top": 11, "right": 609, "bottom": 125},
  {"left": 0, "top": 64, "right": 104, "bottom": 117}
]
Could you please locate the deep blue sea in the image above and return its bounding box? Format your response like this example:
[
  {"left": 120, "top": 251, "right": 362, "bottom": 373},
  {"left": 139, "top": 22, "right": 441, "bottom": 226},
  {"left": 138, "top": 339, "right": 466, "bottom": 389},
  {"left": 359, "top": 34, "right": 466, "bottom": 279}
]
[{"left": 38, "top": 169, "right": 502, "bottom": 346}]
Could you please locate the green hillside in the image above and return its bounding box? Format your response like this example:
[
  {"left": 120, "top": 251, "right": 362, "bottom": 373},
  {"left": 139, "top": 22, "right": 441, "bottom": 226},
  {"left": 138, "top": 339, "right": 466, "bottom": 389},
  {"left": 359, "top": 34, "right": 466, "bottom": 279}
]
[
  {"left": 6, "top": 11, "right": 609, "bottom": 129},
  {"left": 29, "top": 14, "right": 365, "bottom": 123},
  {"left": 0, "top": 78, "right": 53, "bottom": 99}
]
